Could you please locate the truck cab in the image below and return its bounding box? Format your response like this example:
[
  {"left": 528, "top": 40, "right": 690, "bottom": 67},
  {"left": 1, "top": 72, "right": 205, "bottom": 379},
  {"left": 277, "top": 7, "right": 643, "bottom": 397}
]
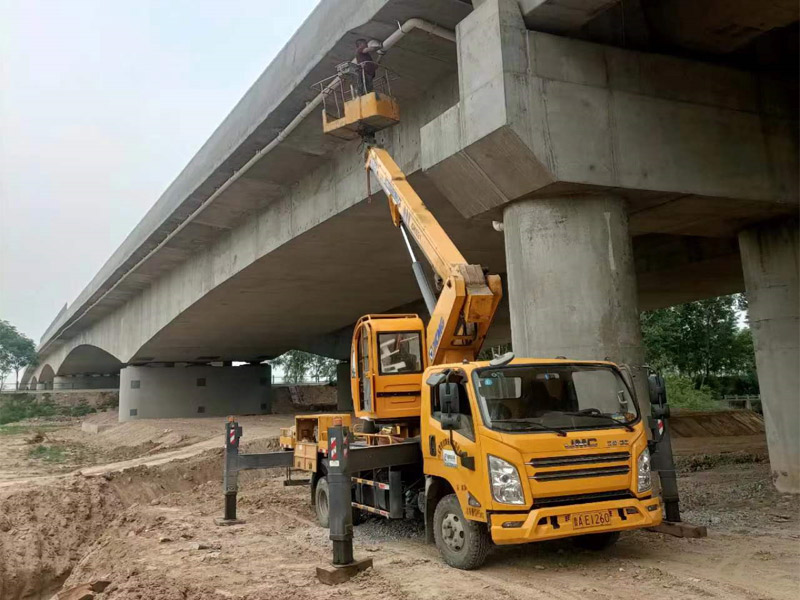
[
  {"left": 420, "top": 358, "right": 662, "bottom": 568},
  {"left": 350, "top": 314, "right": 428, "bottom": 422}
]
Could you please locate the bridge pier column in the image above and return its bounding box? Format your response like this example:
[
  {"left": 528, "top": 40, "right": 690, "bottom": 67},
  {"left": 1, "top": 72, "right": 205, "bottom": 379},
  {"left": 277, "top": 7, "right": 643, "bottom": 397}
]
[
  {"left": 336, "top": 362, "right": 353, "bottom": 412},
  {"left": 739, "top": 218, "right": 799, "bottom": 494},
  {"left": 119, "top": 364, "right": 272, "bottom": 422},
  {"left": 502, "top": 194, "right": 649, "bottom": 407}
]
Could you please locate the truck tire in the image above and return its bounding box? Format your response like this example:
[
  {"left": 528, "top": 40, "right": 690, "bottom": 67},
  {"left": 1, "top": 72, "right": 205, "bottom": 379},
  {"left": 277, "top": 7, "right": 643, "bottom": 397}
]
[
  {"left": 315, "top": 476, "right": 330, "bottom": 528},
  {"left": 315, "top": 476, "right": 364, "bottom": 528},
  {"left": 573, "top": 531, "right": 620, "bottom": 551},
  {"left": 433, "top": 494, "right": 491, "bottom": 570}
]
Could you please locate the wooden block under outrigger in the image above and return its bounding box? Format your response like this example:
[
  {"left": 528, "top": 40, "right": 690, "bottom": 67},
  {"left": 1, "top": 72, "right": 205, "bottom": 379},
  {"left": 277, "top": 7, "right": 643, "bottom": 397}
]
[
  {"left": 648, "top": 520, "right": 708, "bottom": 538},
  {"left": 316, "top": 557, "right": 373, "bottom": 585}
]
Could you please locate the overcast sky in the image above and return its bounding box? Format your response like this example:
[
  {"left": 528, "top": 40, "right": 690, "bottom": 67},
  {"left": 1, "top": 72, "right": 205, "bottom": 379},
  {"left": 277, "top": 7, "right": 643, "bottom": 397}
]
[{"left": 0, "top": 0, "right": 319, "bottom": 342}]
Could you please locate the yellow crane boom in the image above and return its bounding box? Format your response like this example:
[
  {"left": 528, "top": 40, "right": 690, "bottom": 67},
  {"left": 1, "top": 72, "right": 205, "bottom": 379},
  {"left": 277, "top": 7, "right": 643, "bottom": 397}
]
[{"left": 365, "top": 147, "right": 503, "bottom": 364}]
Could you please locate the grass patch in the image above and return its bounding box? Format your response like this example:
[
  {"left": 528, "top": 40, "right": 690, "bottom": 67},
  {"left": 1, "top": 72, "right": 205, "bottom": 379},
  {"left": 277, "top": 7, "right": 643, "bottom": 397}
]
[
  {"left": 27, "top": 444, "right": 67, "bottom": 463},
  {"left": 0, "top": 424, "right": 59, "bottom": 436},
  {"left": 663, "top": 374, "right": 720, "bottom": 411},
  {"left": 0, "top": 394, "right": 97, "bottom": 425}
]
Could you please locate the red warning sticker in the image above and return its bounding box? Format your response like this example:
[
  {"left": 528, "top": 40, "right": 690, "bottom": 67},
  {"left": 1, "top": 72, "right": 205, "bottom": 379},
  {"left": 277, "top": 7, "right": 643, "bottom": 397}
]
[{"left": 330, "top": 437, "right": 338, "bottom": 461}]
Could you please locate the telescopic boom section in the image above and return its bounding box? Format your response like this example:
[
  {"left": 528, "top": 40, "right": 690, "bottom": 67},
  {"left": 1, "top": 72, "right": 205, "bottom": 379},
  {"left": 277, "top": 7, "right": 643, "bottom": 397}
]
[{"left": 366, "top": 147, "right": 503, "bottom": 365}]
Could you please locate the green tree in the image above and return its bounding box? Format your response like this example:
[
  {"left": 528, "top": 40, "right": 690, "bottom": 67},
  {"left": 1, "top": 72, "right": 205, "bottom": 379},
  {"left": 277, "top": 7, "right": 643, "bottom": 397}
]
[
  {"left": 270, "top": 350, "right": 339, "bottom": 384},
  {"left": 0, "top": 321, "right": 18, "bottom": 390},
  {"left": 0, "top": 320, "right": 38, "bottom": 390},
  {"left": 641, "top": 294, "right": 756, "bottom": 385}
]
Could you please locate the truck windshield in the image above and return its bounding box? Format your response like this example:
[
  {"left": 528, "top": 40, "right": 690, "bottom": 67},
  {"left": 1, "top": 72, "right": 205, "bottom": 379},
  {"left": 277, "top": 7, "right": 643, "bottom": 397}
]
[{"left": 472, "top": 364, "right": 638, "bottom": 433}]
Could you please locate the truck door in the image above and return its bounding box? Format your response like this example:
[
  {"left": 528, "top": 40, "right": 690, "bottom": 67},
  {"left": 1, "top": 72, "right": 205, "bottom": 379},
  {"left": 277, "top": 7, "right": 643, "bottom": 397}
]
[
  {"left": 352, "top": 323, "right": 374, "bottom": 413},
  {"left": 423, "top": 369, "right": 486, "bottom": 522}
]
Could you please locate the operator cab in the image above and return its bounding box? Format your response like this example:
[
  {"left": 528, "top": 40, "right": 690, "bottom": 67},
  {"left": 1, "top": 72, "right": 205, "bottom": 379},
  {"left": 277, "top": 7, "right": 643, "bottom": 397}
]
[
  {"left": 317, "top": 61, "right": 400, "bottom": 140},
  {"left": 350, "top": 314, "right": 428, "bottom": 422}
]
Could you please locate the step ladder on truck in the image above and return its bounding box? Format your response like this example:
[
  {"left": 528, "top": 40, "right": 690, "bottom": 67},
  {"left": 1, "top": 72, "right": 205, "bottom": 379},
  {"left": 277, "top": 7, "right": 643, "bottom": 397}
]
[{"left": 220, "top": 51, "right": 703, "bottom": 581}]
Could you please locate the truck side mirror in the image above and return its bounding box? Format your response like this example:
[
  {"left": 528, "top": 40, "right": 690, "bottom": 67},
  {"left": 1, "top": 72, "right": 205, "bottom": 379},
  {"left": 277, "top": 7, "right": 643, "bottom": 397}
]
[
  {"left": 647, "top": 373, "right": 670, "bottom": 418},
  {"left": 439, "top": 382, "right": 461, "bottom": 431},
  {"left": 647, "top": 372, "right": 669, "bottom": 448},
  {"left": 648, "top": 373, "right": 665, "bottom": 406}
]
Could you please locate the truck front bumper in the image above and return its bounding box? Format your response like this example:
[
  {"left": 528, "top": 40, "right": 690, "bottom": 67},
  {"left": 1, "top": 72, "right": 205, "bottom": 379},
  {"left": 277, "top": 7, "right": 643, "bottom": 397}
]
[{"left": 489, "top": 496, "right": 662, "bottom": 545}]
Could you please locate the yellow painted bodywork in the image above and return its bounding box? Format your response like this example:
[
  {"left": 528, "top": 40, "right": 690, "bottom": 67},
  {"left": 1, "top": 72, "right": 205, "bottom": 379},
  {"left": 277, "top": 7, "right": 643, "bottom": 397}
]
[
  {"left": 350, "top": 314, "right": 427, "bottom": 421},
  {"left": 421, "top": 359, "right": 662, "bottom": 544},
  {"left": 366, "top": 148, "right": 503, "bottom": 366},
  {"left": 322, "top": 92, "right": 400, "bottom": 140},
  {"left": 291, "top": 413, "right": 352, "bottom": 452},
  {"left": 314, "top": 96, "right": 660, "bottom": 546}
]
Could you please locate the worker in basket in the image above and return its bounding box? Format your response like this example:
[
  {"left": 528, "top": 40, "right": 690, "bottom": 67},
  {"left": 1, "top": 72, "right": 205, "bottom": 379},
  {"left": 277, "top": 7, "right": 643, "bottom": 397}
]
[{"left": 355, "top": 38, "right": 378, "bottom": 94}]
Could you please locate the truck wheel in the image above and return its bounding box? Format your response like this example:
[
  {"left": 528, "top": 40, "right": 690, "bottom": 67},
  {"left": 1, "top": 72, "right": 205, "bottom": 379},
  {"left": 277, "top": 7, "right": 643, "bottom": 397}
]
[
  {"left": 573, "top": 531, "right": 620, "bottom": 551},
  {"left": 433, "top": 494, "right": 490, "bottom": 570},
  {"left": 315, "top": 476, "right": 330, "bottom": 528},
  {"left": 315, "top": 476, "right": 363, "bottom": 527}
]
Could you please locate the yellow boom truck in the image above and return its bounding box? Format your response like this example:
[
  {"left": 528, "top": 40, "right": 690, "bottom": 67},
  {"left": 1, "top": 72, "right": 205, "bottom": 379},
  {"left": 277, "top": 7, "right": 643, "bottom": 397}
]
[
  {"left": 276, "top": 146, "right": 662, "bottom": 570},
  {"left": 225, "top": 63, "right": 663, "bottom": 573}
]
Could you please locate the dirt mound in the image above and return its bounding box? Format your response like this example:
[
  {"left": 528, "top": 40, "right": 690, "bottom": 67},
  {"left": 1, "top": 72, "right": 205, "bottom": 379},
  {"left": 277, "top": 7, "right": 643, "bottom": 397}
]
[
  {"left": 0, "top": 444, "right": 229, "bottom": 600},
  {"left": 670, "top": 409, "right": 764, "bottom": 438},
  {"left": 0, "top": 477, "right": 123, "bottom": 599}
]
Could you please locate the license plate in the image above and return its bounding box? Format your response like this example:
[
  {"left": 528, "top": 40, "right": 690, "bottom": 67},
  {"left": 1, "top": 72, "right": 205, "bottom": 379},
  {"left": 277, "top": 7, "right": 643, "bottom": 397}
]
[{"left": 572, "top": 510, "right": 612, "bottom": 530}]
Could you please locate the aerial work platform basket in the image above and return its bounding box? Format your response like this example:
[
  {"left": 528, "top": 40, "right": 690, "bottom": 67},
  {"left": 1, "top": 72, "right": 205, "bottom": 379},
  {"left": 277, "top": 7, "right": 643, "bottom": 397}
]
[{"left": 317, "top": 61, "right": 400, "bottom": 140}]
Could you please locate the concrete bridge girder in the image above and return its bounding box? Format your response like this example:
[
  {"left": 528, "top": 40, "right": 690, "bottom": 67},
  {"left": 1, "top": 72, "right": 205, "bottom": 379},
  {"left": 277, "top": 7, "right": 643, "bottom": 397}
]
[
  {"left": 30, "top": 0, "right": 788, "bottom": 370},
  {"left": 421, "top": 0, "right": 797, "bottom": 228}
]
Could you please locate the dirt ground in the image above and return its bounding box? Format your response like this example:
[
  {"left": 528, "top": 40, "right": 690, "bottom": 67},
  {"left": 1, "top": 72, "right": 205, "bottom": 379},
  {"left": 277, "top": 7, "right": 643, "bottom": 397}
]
[{"left": 0, "top": 411, "right": 797, "bottom": 600}]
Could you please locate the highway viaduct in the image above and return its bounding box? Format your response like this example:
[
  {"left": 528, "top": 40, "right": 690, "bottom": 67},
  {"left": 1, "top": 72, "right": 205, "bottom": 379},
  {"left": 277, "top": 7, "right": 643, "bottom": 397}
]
[{"left": 23, "top": 0, "right": 798, "bottom": 492}]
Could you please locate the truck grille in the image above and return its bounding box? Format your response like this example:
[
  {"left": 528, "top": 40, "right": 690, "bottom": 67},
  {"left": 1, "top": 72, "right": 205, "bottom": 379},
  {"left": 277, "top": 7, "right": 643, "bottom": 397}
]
[
  {"left": 527, "top": 451, "right": 630, "bottom": 468},
  {"left": 533, "top": 489, "right": 633, "bottom": 508},
  {"left": 531, "top": 465, "right": 630, "bottom": 482}
]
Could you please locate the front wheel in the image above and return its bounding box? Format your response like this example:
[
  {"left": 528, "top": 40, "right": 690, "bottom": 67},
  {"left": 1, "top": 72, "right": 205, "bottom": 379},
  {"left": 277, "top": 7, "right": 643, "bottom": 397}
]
[
  {"left": 573, "top": 531, "right": 620, "bottom": 551},
  {"left": 433, "top": 494, "right": 491, "bottom": 570}
]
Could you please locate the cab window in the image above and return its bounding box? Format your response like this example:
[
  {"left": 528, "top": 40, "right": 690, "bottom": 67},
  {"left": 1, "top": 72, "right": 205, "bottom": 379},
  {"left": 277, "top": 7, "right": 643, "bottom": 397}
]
[{"left": 378, "top": 332, "right": 423, "bottom": 375}]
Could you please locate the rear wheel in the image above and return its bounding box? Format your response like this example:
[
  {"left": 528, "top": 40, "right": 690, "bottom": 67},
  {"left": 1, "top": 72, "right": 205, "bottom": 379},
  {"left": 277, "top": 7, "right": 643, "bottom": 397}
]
[
  {"left": 433, "top": 494, "right": 491, "bottom": 570},
  {"left": 315, "top": 476, "right": 330, "bottom": 528},
  {"left": 573, "top": 531, "right": 620, "bottom": 551},
  {"left": 314, "top": 476, "right": 364, "bottom": 527}
]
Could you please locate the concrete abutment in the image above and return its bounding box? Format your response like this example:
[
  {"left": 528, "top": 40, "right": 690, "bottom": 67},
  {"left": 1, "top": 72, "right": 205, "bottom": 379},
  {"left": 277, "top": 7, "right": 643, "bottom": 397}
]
[
  {"left": 119, "top": 364, "right": 272, "bottom": 422},
  {"left": 739, "top": 218, "right": 799, "bottom": 493}
]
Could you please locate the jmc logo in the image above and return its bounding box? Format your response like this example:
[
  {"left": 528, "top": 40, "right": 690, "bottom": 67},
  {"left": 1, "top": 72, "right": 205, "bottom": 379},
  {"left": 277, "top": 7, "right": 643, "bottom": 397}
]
[{"left": 564, "top": 438, "right": 598, "bottom": 450}]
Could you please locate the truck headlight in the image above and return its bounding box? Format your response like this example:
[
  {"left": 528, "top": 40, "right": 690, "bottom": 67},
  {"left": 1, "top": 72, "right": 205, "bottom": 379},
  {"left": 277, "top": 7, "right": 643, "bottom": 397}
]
[
  {"left": 637, "top": 448, "right": 652, "bottom": 493},
  {"left": 488, "top": 455, "right": 525, "bottom": 505}
]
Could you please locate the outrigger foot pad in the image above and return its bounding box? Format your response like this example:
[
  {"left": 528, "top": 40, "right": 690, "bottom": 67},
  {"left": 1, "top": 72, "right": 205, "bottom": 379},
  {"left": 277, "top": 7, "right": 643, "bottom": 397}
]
[
  {"left": 214, "top": 518, "right": 246, "bottom": 526},
  {"left": 316, "top": 557, "right": 373, "bottom": 585},
  {"left": 648, "top": 520, "right": 708, "bottom": 538}
]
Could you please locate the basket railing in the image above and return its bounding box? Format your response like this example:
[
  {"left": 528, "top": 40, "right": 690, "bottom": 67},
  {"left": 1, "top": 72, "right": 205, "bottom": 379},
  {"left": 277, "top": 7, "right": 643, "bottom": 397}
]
[{"left": 314, "top": 61, "right": 396, "bottom": 122}]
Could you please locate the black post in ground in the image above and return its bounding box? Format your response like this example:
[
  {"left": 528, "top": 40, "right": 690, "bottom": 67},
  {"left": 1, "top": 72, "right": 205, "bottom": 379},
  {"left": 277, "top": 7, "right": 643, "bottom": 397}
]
[
  {"left": 647, "top": 374, "right": 707, "bottom": 538},
  {"left": 316, "top": 420, "right": 373, "bottom": 585},
  {"left": 217, "top": 417, "right": 245, "bottom": 526},
  {"left": 648, "top": 373, "right": 680, "bottom": 521}
]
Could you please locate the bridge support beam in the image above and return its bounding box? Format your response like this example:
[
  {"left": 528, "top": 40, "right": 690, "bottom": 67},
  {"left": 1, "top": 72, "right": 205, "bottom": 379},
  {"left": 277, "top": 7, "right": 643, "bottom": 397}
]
[
  {"left": 53, "top": 374, "right": 120, "bottom": 390},
  {"left": 503, "top": 194, "right": 649, "bottom": 405},
  {"left": 739, "top": 218, "right": 799, "bottom": 494},
  {"left": 119, "top": 364, "right": 271, "bottom": 422}
]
